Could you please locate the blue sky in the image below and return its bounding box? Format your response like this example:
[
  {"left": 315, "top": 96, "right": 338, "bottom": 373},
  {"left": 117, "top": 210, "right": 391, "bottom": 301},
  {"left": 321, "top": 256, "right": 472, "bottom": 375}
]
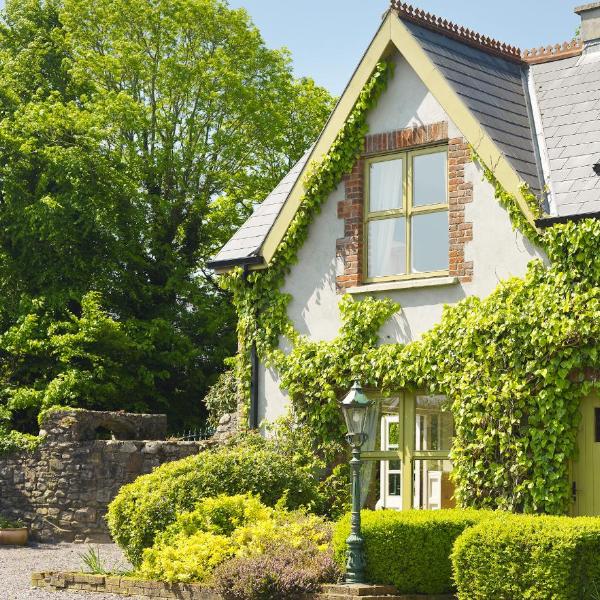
[
  {"left": 228, "top": 0, "right": 580, "bottom": 95},
  {"left": 0, "top": 0, "right": 581, "bottom": 95}
]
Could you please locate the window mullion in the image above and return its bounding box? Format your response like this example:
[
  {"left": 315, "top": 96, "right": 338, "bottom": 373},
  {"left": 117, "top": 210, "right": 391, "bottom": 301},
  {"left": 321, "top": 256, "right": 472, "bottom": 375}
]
[
  {"left": 406, "top": 152, "right": 412, "bottom": 276},
  {"left": 402, "top": 392, "right": 415, "bottom": 511}
]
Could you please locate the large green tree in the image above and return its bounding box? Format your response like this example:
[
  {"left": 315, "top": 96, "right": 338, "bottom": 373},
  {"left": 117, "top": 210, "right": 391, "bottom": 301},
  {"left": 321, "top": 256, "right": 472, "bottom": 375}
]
[{"left": 0, "top": 0, "right": 334, "bottom": 434}]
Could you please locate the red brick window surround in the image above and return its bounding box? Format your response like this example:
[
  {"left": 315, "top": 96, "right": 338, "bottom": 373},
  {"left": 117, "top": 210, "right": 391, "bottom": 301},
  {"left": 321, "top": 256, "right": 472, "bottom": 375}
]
[{"left": 336, "top": 122, "right": 473, "bottom": 293}]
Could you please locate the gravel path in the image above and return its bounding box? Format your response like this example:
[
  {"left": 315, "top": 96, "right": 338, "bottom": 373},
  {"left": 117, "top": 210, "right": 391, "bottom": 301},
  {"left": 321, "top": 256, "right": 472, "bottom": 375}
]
[{"left": 0, "top": 543, "right": 144, "bottom": 600}]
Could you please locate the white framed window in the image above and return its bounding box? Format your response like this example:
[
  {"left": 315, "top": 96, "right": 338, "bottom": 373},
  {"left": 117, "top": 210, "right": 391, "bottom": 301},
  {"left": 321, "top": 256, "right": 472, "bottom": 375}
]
[{"left": 365, "top": 147, "right": 449, "bottom": 282}]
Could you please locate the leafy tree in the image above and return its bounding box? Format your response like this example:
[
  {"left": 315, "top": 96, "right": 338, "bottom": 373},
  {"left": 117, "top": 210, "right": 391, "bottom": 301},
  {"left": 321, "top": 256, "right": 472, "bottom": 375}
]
[{"left": 0, "top": 0, "right": 334, "bottom": 434}]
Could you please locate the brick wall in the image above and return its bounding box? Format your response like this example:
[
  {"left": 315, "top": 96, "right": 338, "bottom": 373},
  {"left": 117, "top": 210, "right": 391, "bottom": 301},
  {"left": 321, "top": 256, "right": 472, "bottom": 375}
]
[
  {"left": 336, "top": 122, "right": 473, "bottom": 292},
  {"left": 448, "top": 137, "right": 474, "bottom": 283}
]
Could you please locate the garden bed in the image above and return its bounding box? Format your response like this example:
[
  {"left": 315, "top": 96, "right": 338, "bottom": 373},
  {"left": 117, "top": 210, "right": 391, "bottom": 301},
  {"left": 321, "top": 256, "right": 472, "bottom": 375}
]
[
  {"left": 32, "top": 571, "right": 220, "bottom": 599},
  {"left": 31, "top": 572, "right": 455, "bottom": 599}
]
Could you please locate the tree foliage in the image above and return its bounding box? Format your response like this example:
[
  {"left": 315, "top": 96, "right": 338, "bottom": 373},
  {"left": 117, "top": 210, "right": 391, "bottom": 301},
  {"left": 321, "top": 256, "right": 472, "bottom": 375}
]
[{"left": 0, "top": 0, "right": 334, "bottom": 435}]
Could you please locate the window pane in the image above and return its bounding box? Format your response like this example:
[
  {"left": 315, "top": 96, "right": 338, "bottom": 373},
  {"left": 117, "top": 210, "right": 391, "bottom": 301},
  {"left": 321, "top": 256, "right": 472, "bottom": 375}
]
[
  {"left": 411, "top": 211, "right": 449, "bottom": 273},
  {"left": 368, "top": 218, "right": 406, "bottom": 278},
  {"left": 388, "top": 422, "right": 399, "bottom": 447},
  {"left": 369, "top": 158, "right": 403, "bottom": 212},
  {"left": 413, "top": 152, "right": 447, "bottom": 207},
  {"left": 388, "top": 472, "right": 401, "bottom": 496},
  {"left": 415, "top": 395, "right": 453, "bottom": 453},
  {"left": 362, "top": 459, "right": 403, "bottom": 510},
  {"left": 413, "top": 459, "right": 455, "bottom": 510}
]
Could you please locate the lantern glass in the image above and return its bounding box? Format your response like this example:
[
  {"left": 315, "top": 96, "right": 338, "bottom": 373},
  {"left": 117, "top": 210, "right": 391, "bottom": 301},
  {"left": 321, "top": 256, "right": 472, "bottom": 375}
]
[
  {"left": 341, "top": 382, "right": 372, "bottom": 438},
  {"left": 343, "top": 404, "right": 368, "bottom": 437}
]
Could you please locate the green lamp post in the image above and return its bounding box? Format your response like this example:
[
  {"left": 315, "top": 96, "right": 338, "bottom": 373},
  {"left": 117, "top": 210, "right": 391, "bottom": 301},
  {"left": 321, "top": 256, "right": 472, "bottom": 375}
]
[{"left": 340, "top": 381, "right": 373, "bottom": 584}]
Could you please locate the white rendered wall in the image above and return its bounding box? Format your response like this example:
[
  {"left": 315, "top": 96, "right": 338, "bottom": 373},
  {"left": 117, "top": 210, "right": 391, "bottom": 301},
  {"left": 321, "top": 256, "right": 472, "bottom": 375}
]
[{"left": 257, "top": 51, "right": 546, "bottom": 425}]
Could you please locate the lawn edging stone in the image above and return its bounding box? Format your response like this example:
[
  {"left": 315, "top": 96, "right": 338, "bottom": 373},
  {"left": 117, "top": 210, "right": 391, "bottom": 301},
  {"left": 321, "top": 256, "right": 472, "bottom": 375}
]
[{"left": 31, "top": 572, "right": 456, "bottom": 599}]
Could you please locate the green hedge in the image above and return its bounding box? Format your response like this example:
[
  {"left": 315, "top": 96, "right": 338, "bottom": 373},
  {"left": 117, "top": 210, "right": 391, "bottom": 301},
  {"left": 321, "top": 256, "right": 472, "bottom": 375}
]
[
  {"left": 333, "top": 509, "right": 489, "bottom": 594},
  {"left": 107, "top": 434, "right": 322, "bottom": 566},
  {"left": 452, "top": 514, "right": 600, "bottom": 599}
]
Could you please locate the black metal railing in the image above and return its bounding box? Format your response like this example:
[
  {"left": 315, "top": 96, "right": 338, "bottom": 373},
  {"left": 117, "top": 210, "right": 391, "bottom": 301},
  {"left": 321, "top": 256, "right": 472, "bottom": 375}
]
[{"left": 173, "top": 426, "right": 216, "bottom": 441}]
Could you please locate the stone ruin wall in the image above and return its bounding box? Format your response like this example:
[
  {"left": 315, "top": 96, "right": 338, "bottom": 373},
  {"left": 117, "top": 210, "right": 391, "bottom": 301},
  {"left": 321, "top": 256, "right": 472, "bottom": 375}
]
[{"left": 0, "top": 409, "right": 239, "bottom": 543}]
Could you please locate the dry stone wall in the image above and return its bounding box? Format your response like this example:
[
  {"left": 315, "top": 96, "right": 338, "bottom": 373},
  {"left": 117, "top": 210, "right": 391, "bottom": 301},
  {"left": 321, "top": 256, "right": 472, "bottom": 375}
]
[{"left": 0, "top": 409, "right": 224, "bottom": 543}]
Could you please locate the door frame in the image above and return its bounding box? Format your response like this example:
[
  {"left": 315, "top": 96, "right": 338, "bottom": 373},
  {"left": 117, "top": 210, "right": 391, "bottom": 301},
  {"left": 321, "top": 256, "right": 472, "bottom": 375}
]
[{"left": 570, "top": 392, "right": 600, "bottom": 516}]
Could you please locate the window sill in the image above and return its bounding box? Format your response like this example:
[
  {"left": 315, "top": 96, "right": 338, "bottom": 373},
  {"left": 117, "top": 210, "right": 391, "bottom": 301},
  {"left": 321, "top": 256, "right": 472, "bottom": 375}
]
[{"left": 346, "top": 276, "right": 459, "bottom": 295}]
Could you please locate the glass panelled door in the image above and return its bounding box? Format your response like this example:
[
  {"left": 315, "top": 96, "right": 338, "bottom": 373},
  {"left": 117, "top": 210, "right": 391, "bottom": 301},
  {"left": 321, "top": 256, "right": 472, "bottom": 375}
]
[
  {"left": 378, "top": 415, "right": 402, "bottom": 509},
  {"left": 413, "top": 396, "right": 455, "bottom": 510},
  {"left": 362, "top": 392, "right": 455, "bottom": 512}
]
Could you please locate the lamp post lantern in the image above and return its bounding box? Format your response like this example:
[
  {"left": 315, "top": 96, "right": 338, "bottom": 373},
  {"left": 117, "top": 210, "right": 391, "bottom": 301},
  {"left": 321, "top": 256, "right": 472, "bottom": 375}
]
[{"left": 340, "top": 381, "right": 372, "bottom": 584}]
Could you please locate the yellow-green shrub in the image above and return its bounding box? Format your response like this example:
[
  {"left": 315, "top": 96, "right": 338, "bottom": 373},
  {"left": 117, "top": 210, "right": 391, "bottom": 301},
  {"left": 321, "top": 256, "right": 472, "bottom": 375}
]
[
  {"left": 107, "top": 434, "right": 322, "bottom": 565},
  {"left": 333, "top": 509, "right": 490, "bottom": 595},
  {"left": 452, "top": 514, "right": 600, "bottom": 599},
  {"left": 137, "top": 531, "right": 235, "bottom": 583},
  {"left": 136, "top": 496, "right": 333, "bottom": 585},
  {"left": 232, "top": 510, "right": 332, "bottom": 558},
  {"left": 162, "top": 494, "right": 271, "bottom": 539}
]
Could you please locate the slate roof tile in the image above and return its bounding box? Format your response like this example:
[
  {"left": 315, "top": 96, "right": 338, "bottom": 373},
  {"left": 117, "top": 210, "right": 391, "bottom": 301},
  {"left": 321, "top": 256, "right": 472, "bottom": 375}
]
[
  {"left": 527, "top": 44, "right": 599, "bottom": 219},
  {"left": 404, "top": 20, "right": 541, "bottom": 194},
  {"left": 209, "top": 150, "right": 311, "bottom": 264}
]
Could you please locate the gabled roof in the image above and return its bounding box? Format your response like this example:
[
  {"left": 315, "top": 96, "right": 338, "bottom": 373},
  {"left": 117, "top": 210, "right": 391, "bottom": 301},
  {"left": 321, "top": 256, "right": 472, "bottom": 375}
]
[
  {"left": 403, "top": 20, "right": 541, "bottom": 194},
  {"left": 209, "top": 150, "right": 311, "bottom": 268},
  {"left": 210, "top": 3, "right": 596, "bottom": 272},
  {"left": 531, "top": 52, "right": 600, "bottom": 216}
]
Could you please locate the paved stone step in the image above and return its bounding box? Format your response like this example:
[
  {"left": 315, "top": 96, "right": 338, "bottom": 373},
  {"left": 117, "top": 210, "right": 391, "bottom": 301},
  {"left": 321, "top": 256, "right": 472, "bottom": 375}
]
[
  {"left": 318, "top": 596, "right": 453, "bottom": 600},
  {"left": 321, "top": 584, "right": 398, "bottom": 596},
  {"left": 318, "top": 584, "right": 454, "bottom": 600}
]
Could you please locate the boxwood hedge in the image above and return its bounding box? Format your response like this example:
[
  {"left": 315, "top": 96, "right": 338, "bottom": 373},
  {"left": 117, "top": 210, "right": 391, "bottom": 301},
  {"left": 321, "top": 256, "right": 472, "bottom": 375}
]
[
  {"left": 452, "top": 514, "right": 600, "bottom": 599},
  {"left": 333, "top": 509, "right": 489, "bottom": 594}
]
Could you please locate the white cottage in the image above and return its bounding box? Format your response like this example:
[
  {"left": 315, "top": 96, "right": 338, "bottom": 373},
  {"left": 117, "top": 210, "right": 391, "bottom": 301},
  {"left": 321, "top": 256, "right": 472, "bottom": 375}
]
[{"left": 210, "top": 2, "right": 600, "bottom": 515}]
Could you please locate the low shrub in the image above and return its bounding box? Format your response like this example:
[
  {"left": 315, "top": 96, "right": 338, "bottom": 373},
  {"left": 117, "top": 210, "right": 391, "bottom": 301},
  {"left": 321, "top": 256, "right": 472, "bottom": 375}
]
[
  {"left": 136, "top": 496, "right": 334, "bottom": 585},
  {"left": 333, "top": 509, "right": 489, "bottom": 594},
  {"left": 137, "top": 531, "right": 235, "bottom": 583},
  {"left": 161, "top": 495, "right": 271, "bottom": 539},
  {"left": 452, "top": 514, "right": 600, "bottom": 599},
  {"left": 107, "top": 434, "right": 322, "bottom": 565},
  {"left": 213, "top": 543, "right": 341, "bottom": 600},
  {"left": 231, "top": 509, "right": 332, "bottom": 558}
]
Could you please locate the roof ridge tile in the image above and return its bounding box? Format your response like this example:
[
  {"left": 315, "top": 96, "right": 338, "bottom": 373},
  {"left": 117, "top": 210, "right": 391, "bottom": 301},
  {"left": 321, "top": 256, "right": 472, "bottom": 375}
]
[
  {"left": 391, "top": 1, "right": 522, "bottom": 62},
  {"left": 522, "top": 40, "right": 583, "bottom": 64},
  {"left": 392, "top": 2, "right": 584, "bottom": 65}
]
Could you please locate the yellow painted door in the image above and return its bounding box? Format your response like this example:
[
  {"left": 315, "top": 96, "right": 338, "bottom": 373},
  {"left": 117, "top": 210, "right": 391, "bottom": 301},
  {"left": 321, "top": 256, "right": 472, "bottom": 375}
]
[{"left": 572, "top": 394, "right": 600, "bottom": 516}]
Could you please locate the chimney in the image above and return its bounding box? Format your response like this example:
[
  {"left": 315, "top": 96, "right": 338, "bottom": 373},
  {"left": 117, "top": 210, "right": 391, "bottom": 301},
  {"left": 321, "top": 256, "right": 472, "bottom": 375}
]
[{"left": 575, "top": 2, "right": 600, "bottom": 48}]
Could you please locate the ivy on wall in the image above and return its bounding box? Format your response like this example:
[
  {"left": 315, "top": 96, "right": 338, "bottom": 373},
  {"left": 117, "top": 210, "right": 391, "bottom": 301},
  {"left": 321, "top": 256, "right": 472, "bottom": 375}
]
[
  {"left": 355, "top": 219, "right": 600, "bottom": 513},
  {"left": 472, "top": 149, "right": 544, "bottom": 247},
  {"left": 223, "top": 60, "right": 600, "bottom": 515},
  {"left": 222, "top": 61, "right": 395, "bottom": 418}
]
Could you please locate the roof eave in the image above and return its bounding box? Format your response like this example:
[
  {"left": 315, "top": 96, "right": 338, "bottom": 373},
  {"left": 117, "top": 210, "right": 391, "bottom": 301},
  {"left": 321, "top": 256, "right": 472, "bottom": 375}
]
[
  {"left": 535, "top": 211, "right": 600, "bottom": 228},
  {"left": 206, "top": 255, "right": 265, "bottom": 272}
]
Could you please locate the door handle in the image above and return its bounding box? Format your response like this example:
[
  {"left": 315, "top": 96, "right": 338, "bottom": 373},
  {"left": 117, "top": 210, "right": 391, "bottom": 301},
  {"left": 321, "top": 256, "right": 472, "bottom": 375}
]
[{"left": 572, "top": 481, "right": 577, "bottom": 502}]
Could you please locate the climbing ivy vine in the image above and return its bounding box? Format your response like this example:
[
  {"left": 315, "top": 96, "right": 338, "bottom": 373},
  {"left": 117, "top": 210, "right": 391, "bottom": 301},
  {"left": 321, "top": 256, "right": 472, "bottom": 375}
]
[
  {"left": 472, "top": 149, "right": 544, "bottom": 247},
  {"left": 222, "top": 61, "right": 395, "bottom": 418},
  {"left": 355, "top": 219, "right": 600, "bottom": 514},
  {"left": 223, "top": 59, "right": 600, "bottom": 515}
]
